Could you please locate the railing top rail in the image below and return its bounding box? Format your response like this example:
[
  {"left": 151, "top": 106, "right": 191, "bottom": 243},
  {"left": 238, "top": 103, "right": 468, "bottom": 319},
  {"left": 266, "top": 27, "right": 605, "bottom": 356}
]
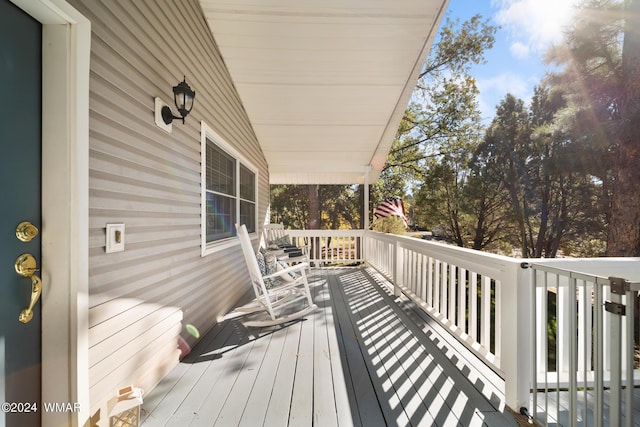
[
  {"left": 285, "top": 229, "right": 365, "bottom": 237},
  {"left": 281, "top": 229, "right": 640, "bottom": 285},
  {"left": 525, "top": 258, "right": 640, "bottom": 287},
  {"left": 365, "top": 230, "right": 522, "bottom": 279},
  {"left": 366, "top": 230, "right": 517, "bottom": 259},
  {"left": 525, "top": 261, "right": 612, "bottom": 286}
]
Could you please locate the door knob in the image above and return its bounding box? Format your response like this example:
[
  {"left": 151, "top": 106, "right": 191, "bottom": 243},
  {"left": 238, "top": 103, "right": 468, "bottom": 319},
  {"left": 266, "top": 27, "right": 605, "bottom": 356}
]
[
  {"left": 15, "top": 253, "right": 38, "bottom": 277},
  {"left": 16, "top": 221, "right": 39, "bottom": 242},
  {"left": 14, "top": 254, "right": 42, "bottom": 324}
]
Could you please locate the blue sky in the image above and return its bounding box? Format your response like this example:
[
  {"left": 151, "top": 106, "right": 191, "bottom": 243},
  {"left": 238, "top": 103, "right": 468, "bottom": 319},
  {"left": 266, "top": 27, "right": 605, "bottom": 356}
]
[{"left": 443, "top": 0, "right": 577, "bottom": 123}]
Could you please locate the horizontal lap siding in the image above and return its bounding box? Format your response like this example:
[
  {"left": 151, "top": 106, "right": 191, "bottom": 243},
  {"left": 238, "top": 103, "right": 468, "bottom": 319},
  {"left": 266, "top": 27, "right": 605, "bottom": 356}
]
[{"left": 68, "top": 0, "right": 269, "bottom": 421}]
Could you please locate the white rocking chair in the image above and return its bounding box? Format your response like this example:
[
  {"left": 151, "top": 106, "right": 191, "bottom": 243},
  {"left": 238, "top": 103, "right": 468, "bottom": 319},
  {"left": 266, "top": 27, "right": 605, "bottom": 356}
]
[
  {"left": 263, "top": 223, "right": 310, "bottom": 268},
  {"left": 232, "top": 223, "right": 317, "bottom": 327}
]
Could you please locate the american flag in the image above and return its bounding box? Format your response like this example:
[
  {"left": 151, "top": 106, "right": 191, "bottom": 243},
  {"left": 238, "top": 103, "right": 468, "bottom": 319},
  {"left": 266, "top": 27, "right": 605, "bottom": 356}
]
[{"left": 373, "top": 196, "right": 408, "bottom": 227}]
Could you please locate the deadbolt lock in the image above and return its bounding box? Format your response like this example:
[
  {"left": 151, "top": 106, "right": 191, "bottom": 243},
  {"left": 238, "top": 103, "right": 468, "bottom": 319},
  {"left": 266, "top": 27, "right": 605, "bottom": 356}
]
[{"left": 16, "top": 221, "right": 39, "bottom": 242}]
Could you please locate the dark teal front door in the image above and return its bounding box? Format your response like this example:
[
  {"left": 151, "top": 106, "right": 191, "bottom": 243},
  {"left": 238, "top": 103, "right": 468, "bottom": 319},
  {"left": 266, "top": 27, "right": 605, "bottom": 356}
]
[{"left": 0, "top": 1, "right": 43, "bottom": 426}]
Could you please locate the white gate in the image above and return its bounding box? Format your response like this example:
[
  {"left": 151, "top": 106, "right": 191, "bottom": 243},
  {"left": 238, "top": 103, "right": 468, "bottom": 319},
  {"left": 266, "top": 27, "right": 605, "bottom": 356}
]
[{"left": 527, "top": 263, "right": 639, "bottom": 426}]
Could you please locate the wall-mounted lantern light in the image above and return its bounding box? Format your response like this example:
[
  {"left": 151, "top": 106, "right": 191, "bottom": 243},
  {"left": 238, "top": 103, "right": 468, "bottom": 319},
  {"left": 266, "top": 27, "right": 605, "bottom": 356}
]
[{"left": 161, "top": 77, "right": 196, "bottom": 125}]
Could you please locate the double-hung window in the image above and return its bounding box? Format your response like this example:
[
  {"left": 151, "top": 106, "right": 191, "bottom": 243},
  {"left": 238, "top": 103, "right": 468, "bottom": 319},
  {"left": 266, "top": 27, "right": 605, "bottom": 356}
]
[{"left": 201, "top": 122, "right": 257, "bottom": 255}]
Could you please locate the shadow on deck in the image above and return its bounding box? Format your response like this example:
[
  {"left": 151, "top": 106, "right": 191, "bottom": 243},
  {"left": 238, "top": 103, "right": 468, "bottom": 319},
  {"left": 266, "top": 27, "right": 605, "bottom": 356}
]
[{"left": 141, "top": 267, "right": 523, "bottom": 427}]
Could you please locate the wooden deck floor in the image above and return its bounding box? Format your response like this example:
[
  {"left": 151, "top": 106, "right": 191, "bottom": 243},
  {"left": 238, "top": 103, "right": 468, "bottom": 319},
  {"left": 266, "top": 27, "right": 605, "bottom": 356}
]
[{"left": 140, "top": 267, "right": 520, "bottom": 427}]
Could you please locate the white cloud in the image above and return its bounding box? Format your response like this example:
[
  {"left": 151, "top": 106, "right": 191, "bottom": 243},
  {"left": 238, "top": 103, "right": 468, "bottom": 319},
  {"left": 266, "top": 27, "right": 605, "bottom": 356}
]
[
  {"left": 510, "top": 41, "right": 530, "bottom": 59},
  {"left": 478, "top": 72, "right": 529, "bottom": 99},
  {"left": 476, "top": 72, "right": 532, "bottom": 120},
  {"left": 492, "top": 0, "right": 577, "bottom": 54}
]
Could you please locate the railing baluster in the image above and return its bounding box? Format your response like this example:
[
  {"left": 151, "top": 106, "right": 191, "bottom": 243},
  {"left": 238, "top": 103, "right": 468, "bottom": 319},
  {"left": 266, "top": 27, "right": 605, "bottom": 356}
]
[
  {"left": 469, "top": 271, "right": 477, "bottom": 341},
  {"left": 420, "top": 253, "right": 426, "bottom": 301},
  {"left": 441, "top": 261, "right": 448, "bottom": 317},
  {"left": 494, "top": 278, "right": 501, "bottom": 365},
  {"left": 609, "top": 282, "right": 623, "bottom": 427},
  {"left": 434, "top": 260, "right": 441, "bottom": 315},
  {"left": 404, "top": 248, "right": 410, "bottom": 291},
  {"left": 458, "top": 267, "right": 466, "bottom": 333},
  {"left": 409, "top": 251, "right": 415, "bottom": 293},
  {"left": 535, "top": 270, "right": 551, "bottom": 423},
  {"left": 595, "top": 280, "right": 603, "bottom": 427},
  {"left": 449, "top": 264, "right": 456, "bottom": 324},
  {"left": 569, "top": 275, "right": 577, "bottom": 427},
  {"left": 625, "top": 289, "right": 634, "bottom": 427},
  {"left": 555, "top": 272, "right": 560, "bottom": 427},
  {"left": 427, "top": 256, "right": 433, "bottom": 308},
  {"left": 481, "top": 275, "right": 491, "bottom": 353},
  {"left": 530, "top": 267, "right": 538, "bottom": 425},
  {"left": 536, "top": 270, "right": 547, "bottom": 379},
  {"left": 580, "top": 280, "right": 589, "bottom": 426}
]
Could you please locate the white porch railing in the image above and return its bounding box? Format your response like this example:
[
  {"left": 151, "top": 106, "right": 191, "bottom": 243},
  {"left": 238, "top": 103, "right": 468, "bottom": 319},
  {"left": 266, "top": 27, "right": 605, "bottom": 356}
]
[
  {"left": 364, "top": 230, "right": 529, "bottom": 411},
  {"left": 278, "top": 227, "right": 640, "bottom": 425},
  {"left": 286, "top": 229, "right": 365, "bottom": 266}
]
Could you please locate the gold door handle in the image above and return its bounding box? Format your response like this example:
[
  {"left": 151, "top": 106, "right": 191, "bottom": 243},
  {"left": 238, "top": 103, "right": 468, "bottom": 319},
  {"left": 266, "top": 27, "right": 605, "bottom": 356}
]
[
  {"left": 14, "top": 254, "right": 42, "bottom": 324},
  {"left": 18, "top": 275, "right": 42, "bottom": 324}
]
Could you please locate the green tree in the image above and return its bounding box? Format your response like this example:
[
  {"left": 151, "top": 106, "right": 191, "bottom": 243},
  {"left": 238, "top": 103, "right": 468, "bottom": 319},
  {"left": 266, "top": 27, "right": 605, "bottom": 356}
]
[
  {"left": 545, "top": 0, "right": 640, "bottom": 255},
  {"left": 371, "top": 216, "right": 406, "bottom": 235},
  {"left": 475, "top": 86, "right": 607, "bottom": 257},
  {"left": 476, "top": 94, "right": 534, "bottom": 255},
  {"left": 462, "top": 165, "right": 513, "bottom": 251},
  {"left": 270, "top": 185, "right": 310, "bottom": 228},
  {"left": 270, "top": 185, "right": 362, "bottom": 230},
  {"left": 319, "top": 185, "right": 361, "bottom": 229},
  {"left": 386, "top": 15, "right": 496, "bottom": 176},
  {"left": 529, "top": 84, "right": 607, "bottom": 257},
  {"left": 412, "top": 146, "right": 472, "bottom": 246},
  {"left": 383, "top": 15, "right": 496, "bottom": 244}
]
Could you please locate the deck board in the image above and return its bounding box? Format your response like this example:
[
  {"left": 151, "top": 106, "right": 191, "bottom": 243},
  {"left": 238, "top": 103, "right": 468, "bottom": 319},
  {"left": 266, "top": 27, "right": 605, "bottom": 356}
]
[
  {"left": 327, "top": 271, "right": 387, "bottom": 427},
  {"left": 320, "top": 275, "right": 356, "bottom": 427},
  {"left": 237, "top": 323, "right": 289, "bottom": 426},
  {"left": 187, "top": 326, "right": 258, "bottom": 426},
  {"left": 262, "top": 320, "right": 302, "bottom": 426},
  {"left": 213, "top": 330, "right": 273, "bottom": 426},
  {"left": 288, "top": 301, "right": 315, "bottom": 427},
  {"left": 141, "top": 267, "right": 519, "bottom": 427},
  {"left": 311, "top": 279, "right": 339, "bottom": 427}
]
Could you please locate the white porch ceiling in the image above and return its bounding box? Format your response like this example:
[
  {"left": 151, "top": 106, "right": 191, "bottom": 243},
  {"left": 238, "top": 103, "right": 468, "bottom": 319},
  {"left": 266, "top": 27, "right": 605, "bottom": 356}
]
[{"left": 199, "top": 0, "right": 449, "bottom": 184}]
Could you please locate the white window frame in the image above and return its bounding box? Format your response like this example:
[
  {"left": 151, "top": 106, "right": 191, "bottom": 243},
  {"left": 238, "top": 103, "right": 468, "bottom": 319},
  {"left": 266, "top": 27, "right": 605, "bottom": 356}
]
[{"left": 201, "top": 121, "right": 259, "bottom": 256}]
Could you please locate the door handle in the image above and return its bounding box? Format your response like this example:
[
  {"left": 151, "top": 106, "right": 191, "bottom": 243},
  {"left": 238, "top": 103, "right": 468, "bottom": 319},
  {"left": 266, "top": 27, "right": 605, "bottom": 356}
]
[{"left": 14, "top": 254, "right": 42, "bottom": 324}]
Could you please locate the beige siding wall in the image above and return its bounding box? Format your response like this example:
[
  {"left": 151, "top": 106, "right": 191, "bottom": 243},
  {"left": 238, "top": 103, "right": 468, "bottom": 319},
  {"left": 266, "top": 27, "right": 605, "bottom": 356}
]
[{"left": 68, "top": 0, "right": 269, "bottom": 419}]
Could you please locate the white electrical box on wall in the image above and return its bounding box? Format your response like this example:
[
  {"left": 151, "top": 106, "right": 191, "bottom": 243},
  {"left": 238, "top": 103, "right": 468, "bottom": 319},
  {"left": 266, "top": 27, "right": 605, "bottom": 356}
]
[
  {"left": 154, "top": 97, "right": 172, "bottom": 133},
  {"left": 106, "top": 223, "right": 125, "bottom": 253}
]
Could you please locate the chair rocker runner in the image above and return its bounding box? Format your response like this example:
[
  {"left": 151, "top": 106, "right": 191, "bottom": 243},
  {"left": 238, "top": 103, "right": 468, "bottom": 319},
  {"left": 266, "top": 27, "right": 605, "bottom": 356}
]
[{"left": 232, "top": 224, "right": 317, "bottom": 327}]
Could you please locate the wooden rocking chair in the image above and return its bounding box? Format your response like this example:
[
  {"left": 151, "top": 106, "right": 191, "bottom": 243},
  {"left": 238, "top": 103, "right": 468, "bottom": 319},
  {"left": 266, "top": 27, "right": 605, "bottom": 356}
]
[{"left": 232, "top": 223, "right": 317, "bottom": 327}]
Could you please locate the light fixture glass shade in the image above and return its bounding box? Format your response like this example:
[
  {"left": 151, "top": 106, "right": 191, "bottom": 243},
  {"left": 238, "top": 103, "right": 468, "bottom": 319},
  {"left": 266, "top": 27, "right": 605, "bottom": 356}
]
[{"left": 173, "top": 77, "right": 195, "bottom": 122}]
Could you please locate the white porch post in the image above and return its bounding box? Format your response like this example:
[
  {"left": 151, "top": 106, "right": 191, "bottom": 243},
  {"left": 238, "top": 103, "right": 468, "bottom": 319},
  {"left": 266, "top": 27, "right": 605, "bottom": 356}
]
[
  {"left": 502, "top": 261, "right": 532, "bottom": 411},
  {"left": 364, "top": 165, "right": 370, "bottom": 231},
  {"left": 363, "top": 166, "right": 370, "bottom": 265}
]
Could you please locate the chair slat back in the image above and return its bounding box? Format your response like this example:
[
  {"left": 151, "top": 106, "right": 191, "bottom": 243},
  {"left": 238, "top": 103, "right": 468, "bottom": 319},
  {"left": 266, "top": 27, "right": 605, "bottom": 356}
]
[
  {"left": 264, "top": 223, "right": 286, "bottom": 244},
  {"left": 236, "top": 224, "right": 267, "bottom": 298}
]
